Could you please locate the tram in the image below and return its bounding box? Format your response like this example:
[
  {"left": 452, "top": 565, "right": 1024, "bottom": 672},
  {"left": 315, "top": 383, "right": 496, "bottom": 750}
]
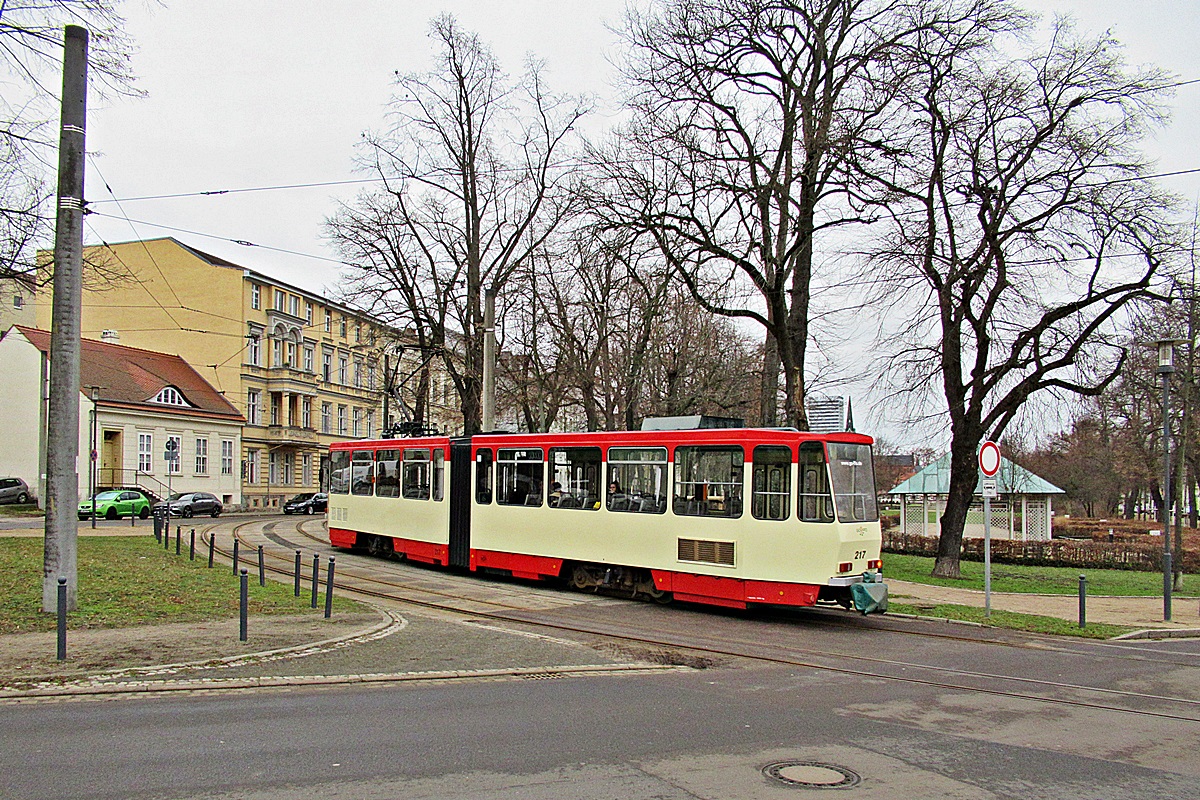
[{"left": 327, "top": 427, "right": 888, "bottom": 613}]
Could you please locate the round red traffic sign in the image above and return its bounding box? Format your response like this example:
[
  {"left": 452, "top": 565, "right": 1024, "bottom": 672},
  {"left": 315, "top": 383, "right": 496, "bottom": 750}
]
[{"left": 979, "top": 441, "right": 1001, "bottom": 477}]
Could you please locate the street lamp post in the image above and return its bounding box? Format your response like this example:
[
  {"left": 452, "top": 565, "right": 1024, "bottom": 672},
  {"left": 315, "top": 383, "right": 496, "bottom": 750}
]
[
  {"left": 1155, "top": 339, "right": 1181, "bottom": 622},
  {"left": 89, "top": 386, "right": 99, "bottom": 530}
]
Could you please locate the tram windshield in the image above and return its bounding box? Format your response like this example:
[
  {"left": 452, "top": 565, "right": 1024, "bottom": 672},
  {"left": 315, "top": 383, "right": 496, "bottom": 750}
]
[{"left": 827, "top": 443, "right": 878, "bottom": 522}]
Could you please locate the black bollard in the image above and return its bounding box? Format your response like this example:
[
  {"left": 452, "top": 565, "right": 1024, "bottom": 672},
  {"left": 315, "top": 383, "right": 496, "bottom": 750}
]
[
  {"left": 311, "top": 553, "right": 320, "bottom": 609},
  {"left": 165, "top": 521, "right": 170, "bottom": 550},
  {"left": 154, "top": 511, "right": 161, "bottom": 542},
  {"left": 1078, "top": 574, "right": 1087, "bottom": 628},
  {"left": 294, "top": 550, "right": 301, "bottom": 597},
  {"left": 175, "top": 525, "right": 181, "bottom": 555},
  {"left": 208, "top": 532, "right": 215, "bottom": 568},
  {"left": 324, "top": 557, "right": 336, "bottom": 619},
  {"left": 258, "top": 545, "right": 265, "bottom": 587},
  {"left": 232, "top": 538, "right": 240, "bottom": 576},
  {"left": 189, "top": 528, "right": 196, "bottom": 561},
  {"left": 56, "top": 577, "right": 67, "bottom": 661},
  {"left": 239, "top": 568, "right": 249, "bottom": 642}
]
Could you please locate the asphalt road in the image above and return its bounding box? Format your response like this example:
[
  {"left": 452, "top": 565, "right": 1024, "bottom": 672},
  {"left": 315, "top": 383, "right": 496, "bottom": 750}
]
[{"left": 2, "top": 626, "right": 1198, "bottom": 800}]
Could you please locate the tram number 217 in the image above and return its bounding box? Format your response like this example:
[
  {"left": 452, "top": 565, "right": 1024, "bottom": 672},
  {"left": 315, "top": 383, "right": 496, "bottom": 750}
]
[{"left": 854, "top": 550, "right": 867, "bottom": 560}]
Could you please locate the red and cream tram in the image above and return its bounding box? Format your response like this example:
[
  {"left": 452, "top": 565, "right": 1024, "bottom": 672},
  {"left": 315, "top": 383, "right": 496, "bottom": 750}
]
[{"left": 327, "top": 428, "right": 887, "bottom": 612}]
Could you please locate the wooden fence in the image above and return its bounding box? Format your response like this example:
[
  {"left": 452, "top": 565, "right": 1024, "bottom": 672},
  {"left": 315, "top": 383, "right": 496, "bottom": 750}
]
[{"left": 883, "top": 531, "right": 1199, "bottom": 573}]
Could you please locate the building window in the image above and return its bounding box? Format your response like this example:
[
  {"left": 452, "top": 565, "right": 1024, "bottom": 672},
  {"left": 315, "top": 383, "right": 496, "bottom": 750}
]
[
  {"left": 302, "top": 453, "right": 313, "bottom": 486},
  {"left": 367, "top": 411, "right": 374, "bottom": 438},
  {"left": 272, "top": 338, "right": 282, "bottom": 367},
  {"left": 274, "top": 289, "right": 285, "bottom": 312},
  {"left": 303, "top": 346, "right": 314, "bottom": 373},
  {"left": 286, "top": 341, "right": 296, "bottom": 368},
  {"left": 302, "top": 397, "right": 312, "bottom": 429},
  {"left": 355, "top": 323, "right": 361, "bottom": 343},
  {"left": 306, "top": 302, "right": 313, "bottom": 325},
  {"left": 353, "top": 407, "right": 362, "bottom": 437},
  {"left": 14, "top": 295, "right": 24, "bottom": 309},
  {"left": 248, "top": 335, "right": 260, "bottom": 366},
  {"left": 247, "top": 390, "right": 261, "bottom": 425},
  {"left": 270, "top": 393, "right": 280, "bottom": 426},
  {"left": 251, "top": 283, "right": 260, "bottom": 310},
  {"left": 246, "top": 449, "right": 259, "bottom": 484},
  {"left": 338, "top": 355, "right": 348, "bottom": 385},
  {"left": 323, "top": 351, "right": 332, "bottom": 382},
  {"left": 138, "top": 433, "right": 152, "bottom": 473},
  {"left": 195, "top": 437, "right": 208, "bottom": 474},
  {"left": 282, "top": 453, "right": 293, "bottom": 485},
  {"left": 368, "top": 362, "right": 376, "bottom": 390},
  {"left": 221, "top": 440, "right": 234, "bottom": 475},
  {"left": 340, "top": 317, "right": 347, "bottom": 338},
  {"left": 321, "top": 402, "right": 332, "bottom": 434},
  {"left": 166, "top": 435, "right": 182, "bottom": 474},
  {"left": 268, "top": 451, "right": 278, "bottom": 485},
  {"left": 289, "top": 295, "right": 299, "bottom": 317},
  {"left": 324, "top": 309, "right": 332, "bottom": 333},
  {"left": 337, "top": 405, "right": 347, "bottom": 435},
  {"left": 152, "top": 387, "right": 190, "bottom": 407},
  {"left": 353, "top": 360, "right": 362, "bottom": 388}
]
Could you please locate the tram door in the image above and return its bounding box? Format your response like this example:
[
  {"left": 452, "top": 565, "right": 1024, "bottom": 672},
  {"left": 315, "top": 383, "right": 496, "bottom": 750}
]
[{"left": 448, "top": 439, "right": 473, "bottom": 569}]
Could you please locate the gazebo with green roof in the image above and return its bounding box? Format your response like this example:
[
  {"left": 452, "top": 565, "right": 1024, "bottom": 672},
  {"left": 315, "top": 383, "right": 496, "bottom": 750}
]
[{"left": 887, "top": 453, "right": 1064, "bottom": 541}]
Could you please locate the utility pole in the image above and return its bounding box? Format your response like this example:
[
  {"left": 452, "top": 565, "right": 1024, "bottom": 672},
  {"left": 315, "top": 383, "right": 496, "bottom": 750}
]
[
  {"left": 482, "top": 287, "right": 496, "bottom": 432},
  {"left": 43, "top": 26, "right": 88, "bottom": 612}
]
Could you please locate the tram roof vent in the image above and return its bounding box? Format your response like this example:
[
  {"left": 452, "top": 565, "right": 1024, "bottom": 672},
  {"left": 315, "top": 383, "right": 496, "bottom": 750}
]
[{"left": 640, "top": 415, "right": 744, "bottom": 431}]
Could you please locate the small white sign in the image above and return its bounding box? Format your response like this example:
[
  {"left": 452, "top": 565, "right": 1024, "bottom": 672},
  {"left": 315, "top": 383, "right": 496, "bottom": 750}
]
[{"left": 982, "top": 478, "right": 998, "bottom": 499}]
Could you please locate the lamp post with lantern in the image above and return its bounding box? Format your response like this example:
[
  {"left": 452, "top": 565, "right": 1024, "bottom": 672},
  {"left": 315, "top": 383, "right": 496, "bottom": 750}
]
[{"left": 1154, "top": 338, "right": 1184, "bottom": 622}]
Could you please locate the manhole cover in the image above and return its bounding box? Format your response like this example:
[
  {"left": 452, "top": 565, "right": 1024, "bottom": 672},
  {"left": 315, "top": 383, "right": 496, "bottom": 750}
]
[{"left": 763, "top": 761, "right": 861, "bottom": 789}]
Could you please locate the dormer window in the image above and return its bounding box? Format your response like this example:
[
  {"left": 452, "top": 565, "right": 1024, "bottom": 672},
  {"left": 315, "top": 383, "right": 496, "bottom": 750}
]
[{"left": 152, "top": 386, "right": 191, "bottom": 407}]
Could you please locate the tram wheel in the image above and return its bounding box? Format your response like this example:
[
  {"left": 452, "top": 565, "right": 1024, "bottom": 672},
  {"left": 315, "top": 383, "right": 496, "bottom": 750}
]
[{"left": 571, "top": 564, "right": 595, "bottom": 591}]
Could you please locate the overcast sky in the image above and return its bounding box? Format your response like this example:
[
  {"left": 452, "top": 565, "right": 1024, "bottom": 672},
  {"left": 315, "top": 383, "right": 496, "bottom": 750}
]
[{"left": 76, "top": 0, "right": 1200, "bottom": 442}]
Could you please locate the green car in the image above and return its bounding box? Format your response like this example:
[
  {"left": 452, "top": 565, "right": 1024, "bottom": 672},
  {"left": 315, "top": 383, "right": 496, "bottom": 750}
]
[{"left": 78, "top": 490, "right": 152, "bottom": 521}]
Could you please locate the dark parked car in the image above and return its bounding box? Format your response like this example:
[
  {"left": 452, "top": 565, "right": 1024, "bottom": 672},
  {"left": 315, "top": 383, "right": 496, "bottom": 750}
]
[
  {"left": 154, "top": 491, "right": 222, "bottom": 518},
  {"left": 0, "top": 477, "right": 31, "bottom": 505},
  {"left": 283, "top": 492, "right": 327, "bottom": 515}
]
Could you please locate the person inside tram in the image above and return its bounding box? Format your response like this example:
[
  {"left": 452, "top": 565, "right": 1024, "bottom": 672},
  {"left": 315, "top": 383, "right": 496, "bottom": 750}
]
[
  {"left": 607, "top": 480, "right": 627, "bottom": 510},
  {"left": 549, "top": 481, "right": 564, "bottom": 507}
]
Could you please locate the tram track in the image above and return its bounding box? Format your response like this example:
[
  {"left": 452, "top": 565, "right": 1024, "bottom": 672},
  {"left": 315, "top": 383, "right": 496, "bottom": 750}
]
[{"left": 197, "top": 517, "right": 1200, "bottom": 725}]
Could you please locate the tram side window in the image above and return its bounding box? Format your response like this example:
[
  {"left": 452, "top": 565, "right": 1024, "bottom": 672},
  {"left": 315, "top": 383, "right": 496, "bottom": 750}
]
[
  {"left": 798, "top": 442, "right": 835, "bottom": 522},
  {"left": 827, "top": 442, "right": 879, "bottom": 522},
  {"left": 496, "top": 449, "right": 544, "bottom": 506},
  {"left": 351, "top": 450, "right": 374, "bottom": 496},
  {"left": 673, "top": 446, "right": 744, "bottom": 518},
  {"left": 752, "top": 445, "right": 791, "bottom": 521},
  {"left": 607, "top": 447, "right": 668, "bottom": 513},
  {"left": 375, "top": 449, "right": 400, "bottom": 498},
  {"left": 547, "top": 447, "right": 601, "bottom": 509},
  {"left": 476, "top": 449, "right": 493, "bottom": 504},
  {"left": 432, "top": 449, "right": 445, "bottom": 501},
  {"left": 402, "top": 448, "right": 431, "bottom": 500},
  {"left": 329, "top": 449, "right": 350, "bottom": 494}
]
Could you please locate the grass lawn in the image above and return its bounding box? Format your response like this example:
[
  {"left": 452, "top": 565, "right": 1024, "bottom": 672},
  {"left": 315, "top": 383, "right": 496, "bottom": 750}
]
[
  {"left": 0, "top": 536, "right": 364, "bottom": 634},
  {"left": 887, "top": 601, "right": 1132, "bottom": 639},
  {"left": 883, "top": 553, "right": 1191, "bottom": 596},
  {"left": 0, "top": 504, "right": 44, "bottom": 518}
]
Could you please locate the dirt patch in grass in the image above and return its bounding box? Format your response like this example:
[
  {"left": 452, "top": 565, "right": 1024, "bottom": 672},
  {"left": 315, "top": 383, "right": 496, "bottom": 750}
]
[{"left": 0, "top": 611, "right": 384, "bottom": 689}]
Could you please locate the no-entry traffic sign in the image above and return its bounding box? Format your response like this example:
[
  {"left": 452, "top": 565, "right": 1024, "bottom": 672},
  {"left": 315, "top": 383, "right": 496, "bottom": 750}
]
[{"left": 978, "top": 440, "right": 1001, "bottom": 477}]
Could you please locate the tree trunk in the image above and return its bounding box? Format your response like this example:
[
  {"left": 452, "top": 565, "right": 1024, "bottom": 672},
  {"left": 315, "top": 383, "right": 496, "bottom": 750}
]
[{"left": 932, "top": 437, "right": 983, "bottom": 578}]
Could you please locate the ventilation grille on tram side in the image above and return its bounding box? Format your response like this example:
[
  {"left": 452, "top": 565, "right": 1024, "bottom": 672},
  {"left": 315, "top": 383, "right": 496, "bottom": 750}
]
[{"left": 677, "top": 538, "right": 735, "bottom": 566}]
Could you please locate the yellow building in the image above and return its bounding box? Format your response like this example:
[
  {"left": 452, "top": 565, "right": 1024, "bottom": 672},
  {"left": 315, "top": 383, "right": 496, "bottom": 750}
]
[{"left": 35, "top": 237, "right": 426, "bottom": 510}]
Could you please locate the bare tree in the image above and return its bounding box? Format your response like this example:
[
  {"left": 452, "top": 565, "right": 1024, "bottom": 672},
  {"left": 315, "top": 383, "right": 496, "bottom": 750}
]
[
  {"left": 1, "top": 1, "right": 140, "bottom": 279},
  {"left": 599, "top": 0, "right": 981, "bottom": 428},
  {"left": 867, "top": 16, "right": 1179, "bottom": 577},
  {"left": 329, "top": 15, "right": 588, "bottom": 434}
]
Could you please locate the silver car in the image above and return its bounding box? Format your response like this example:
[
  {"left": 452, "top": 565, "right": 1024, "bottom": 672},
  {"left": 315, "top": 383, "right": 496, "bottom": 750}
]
[{"left": 0, "top": 477, "right": 32, "bottom": 505}]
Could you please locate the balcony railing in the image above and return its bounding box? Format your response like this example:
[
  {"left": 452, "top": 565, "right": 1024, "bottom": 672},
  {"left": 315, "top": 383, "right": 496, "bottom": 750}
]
[{"left": 266, "top": 425, "right": 319, "bottom": 444}]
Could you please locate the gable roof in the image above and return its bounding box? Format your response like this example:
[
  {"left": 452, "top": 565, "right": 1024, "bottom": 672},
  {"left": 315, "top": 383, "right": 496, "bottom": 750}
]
[
  {"left": 887, "top": 452, "right": 1063, "bottom": 495},
  {"left": 13, "top": 326, "right": 243, "bottom": 423}
]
